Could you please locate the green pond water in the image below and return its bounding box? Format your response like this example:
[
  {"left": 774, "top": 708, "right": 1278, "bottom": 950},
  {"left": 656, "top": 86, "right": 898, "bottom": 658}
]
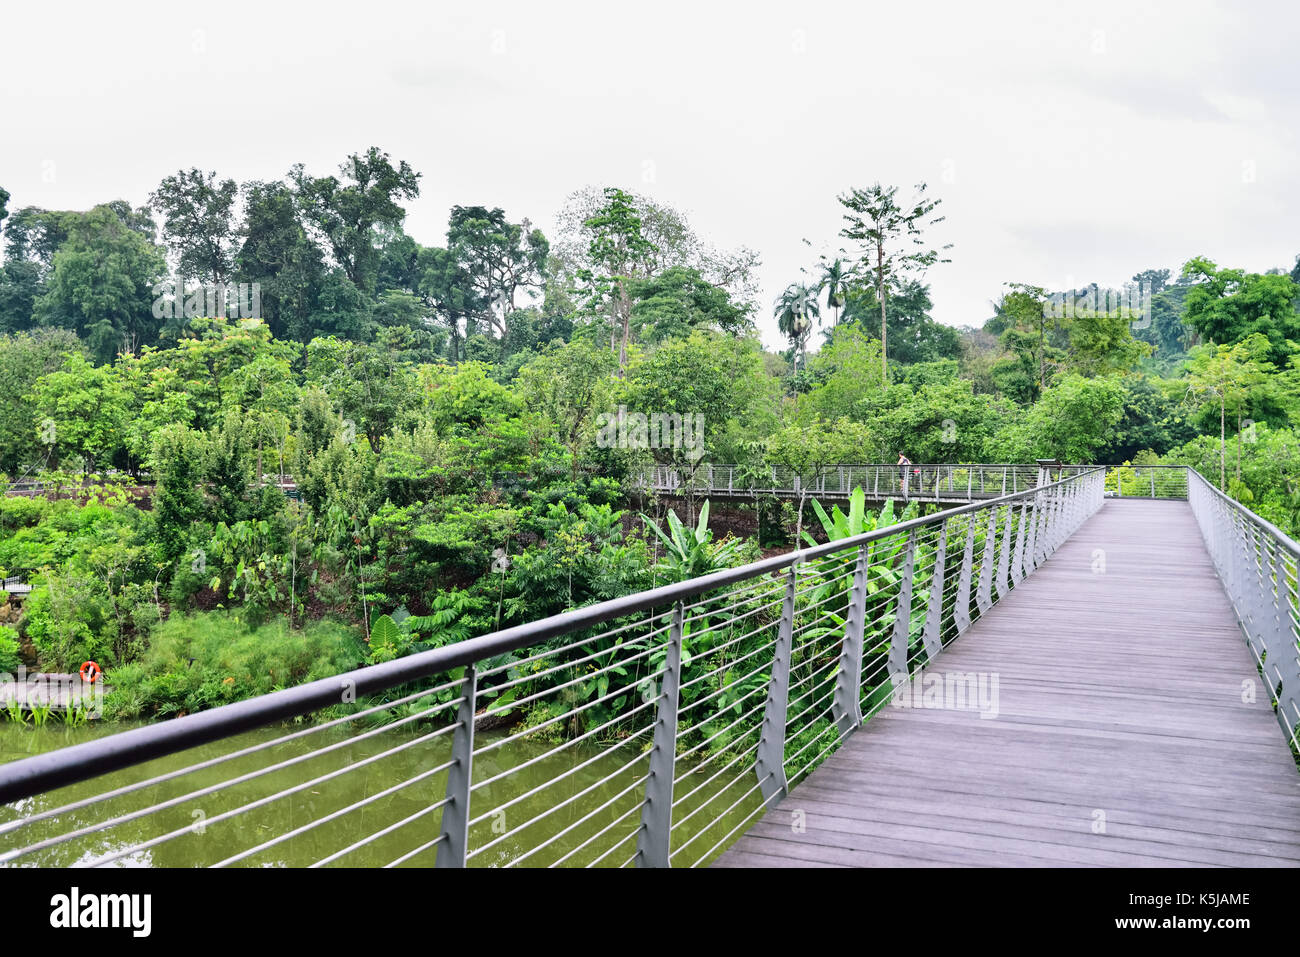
[{"left": 0, "top": 717, "right": 767, "bottom": 868}]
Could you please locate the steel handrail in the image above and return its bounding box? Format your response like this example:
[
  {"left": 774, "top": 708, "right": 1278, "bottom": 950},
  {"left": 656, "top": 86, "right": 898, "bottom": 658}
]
[{"left": 0, "top": 468, "right": 1102, "bottom": 805}]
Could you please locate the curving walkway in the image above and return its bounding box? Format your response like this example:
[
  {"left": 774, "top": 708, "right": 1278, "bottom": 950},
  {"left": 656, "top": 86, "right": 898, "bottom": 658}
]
[{"left": 716, "top": 499, "right": 1300, "bottom": 867}]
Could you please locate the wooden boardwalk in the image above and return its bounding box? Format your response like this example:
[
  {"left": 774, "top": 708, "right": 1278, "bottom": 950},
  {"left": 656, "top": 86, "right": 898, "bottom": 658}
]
[{"left": 717, "top": 499, "right": 1300, "bottom": 867}]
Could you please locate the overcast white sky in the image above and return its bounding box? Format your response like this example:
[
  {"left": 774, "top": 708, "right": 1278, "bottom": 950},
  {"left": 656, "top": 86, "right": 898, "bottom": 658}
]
[{"left": 3, "top": 0, "right": 1297, "bottom": 350}]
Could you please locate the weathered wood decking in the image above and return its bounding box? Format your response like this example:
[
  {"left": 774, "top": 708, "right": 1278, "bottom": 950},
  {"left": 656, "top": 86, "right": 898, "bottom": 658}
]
[{"left": 717, "top": 499, "right": 1300, "bottom": 867}]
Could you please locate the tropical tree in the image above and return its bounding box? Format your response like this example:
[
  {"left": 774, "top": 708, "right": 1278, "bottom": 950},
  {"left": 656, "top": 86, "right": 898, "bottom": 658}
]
[
  {"left": 291, "top": 147, "right": 421, "bottom": 293},
  {"left": 640, "top": 500, "right": 746, "bottom": 582},
  {"left": 837, "top": 182, "right": 951, "bottom": 384},
  {"left": 819, "top": 258, "right": 849, "bottom": 327},
  {"left": 1181, "top": 257, "right": 1300, "bottom": 364},
  {"left": 446, "top": 205, "right": 549, "bottom": 346},
  {"left": 1185, "top": 333, "right": 1272, "bottom": 487},
  {"left": 774, "top": 282, "right": 820, "bottom": 373},
  {"left": 576, "top": 187, "right": 657, "bottom": 370},
  {"left": 149, "top": 169, "right": 241, "bottom": 287}
]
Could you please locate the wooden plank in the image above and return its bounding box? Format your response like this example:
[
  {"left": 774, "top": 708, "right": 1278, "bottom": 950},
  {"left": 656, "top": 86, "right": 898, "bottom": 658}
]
[{"left": 716, "top": 499, "right": 1300, "bottom": 868}]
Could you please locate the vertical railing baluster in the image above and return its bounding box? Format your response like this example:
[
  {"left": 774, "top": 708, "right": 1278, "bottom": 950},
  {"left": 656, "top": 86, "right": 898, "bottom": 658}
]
[
  {"left": 636, "top": 601, "right": 683, "bottom": 867},
  {"left": 888, "top": 529, "right": 917, "bottom": 685},
  {"left": 833, "top": 548, "right": 869, "bottom": 736},
  {"left": 1022, "top": 497, "right": 1038, "bottom": 574},
  {"left": 435, "top": 665, "right": 477, "bottom": 868},
  {"left": 995, "top": 504, "right": 1013, "bottom": 599},
  {"left": 921, "top": 519, "right": 949, "bottom": 660},
  {"left": 1251, "top": 523, "right": 1269, "bottom": 633},
  {"left": 975, "top": 507, "right": 997, "bottom": 615},
  {"left": 1012, "top": 501, "right": 1029, "bottom": 585},
  {"left": 1045, "top": 489, "right": 1058, "bottom": 554},
  {"left": 756, "top": 567, "right": 797, "bottom": 806},
  {"left": 954, "top": 515, "right": 976, "bottom": 635},
  {"left": 1270, "top": 549, "right": 1300, "bottom": 739}
]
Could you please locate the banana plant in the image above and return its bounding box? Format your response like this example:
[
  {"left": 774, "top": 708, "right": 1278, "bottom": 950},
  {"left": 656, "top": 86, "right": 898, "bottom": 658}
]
[
  {"left": 640, "top": 500, "right": 745, "bottom": 583},
  {"left": 636, "top": 500, "right": 749, "bottom": 711},
  {"left": 797, "top": 488, "right": 933, "bottom": 683}
]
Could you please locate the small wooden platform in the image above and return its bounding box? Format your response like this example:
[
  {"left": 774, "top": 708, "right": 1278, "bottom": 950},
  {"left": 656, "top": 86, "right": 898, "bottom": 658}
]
[{"left": 716, "top": 499, "right": 1300, "bottom": 867}]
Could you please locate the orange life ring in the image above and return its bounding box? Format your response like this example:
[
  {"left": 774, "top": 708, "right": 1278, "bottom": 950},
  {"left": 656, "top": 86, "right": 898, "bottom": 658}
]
[{"left": 79, "top": 661, "right": 102, "bottom": 684}]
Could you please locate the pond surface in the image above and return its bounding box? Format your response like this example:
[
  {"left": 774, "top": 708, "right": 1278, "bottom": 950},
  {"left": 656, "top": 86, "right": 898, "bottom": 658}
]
[{"left": 0, "top": 717, "right": 765, "bottom": 868}]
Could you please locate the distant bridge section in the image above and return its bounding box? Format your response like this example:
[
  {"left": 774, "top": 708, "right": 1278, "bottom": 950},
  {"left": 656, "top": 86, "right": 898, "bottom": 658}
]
[{"left": 633, "top": 463, "right": 1189, "bottom": 505}]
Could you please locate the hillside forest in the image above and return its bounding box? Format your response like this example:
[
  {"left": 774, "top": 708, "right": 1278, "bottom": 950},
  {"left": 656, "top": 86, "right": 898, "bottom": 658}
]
[{"left": 1, "top": 150, "right": 1298, "bottom": 719}]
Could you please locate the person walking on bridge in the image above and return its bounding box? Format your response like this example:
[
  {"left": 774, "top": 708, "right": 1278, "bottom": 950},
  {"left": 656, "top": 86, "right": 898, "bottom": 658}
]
[{"left": 897, "top": 452, "right": 912, "bottom": 493}]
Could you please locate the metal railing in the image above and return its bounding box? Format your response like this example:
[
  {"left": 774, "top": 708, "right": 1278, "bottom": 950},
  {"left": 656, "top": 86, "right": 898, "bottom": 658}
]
[
  {"left": 635, "top": 463, "right": 1094, "bottom": 503},
  {"left": 1188, "top": 468, "right": 1300, "bottom": 751},
  {"left": 1103, "top": 464, "right": 1190, "bottom": 500},
  {"left": 0, "top": 469, "right": 1105, "bottom": 868}
]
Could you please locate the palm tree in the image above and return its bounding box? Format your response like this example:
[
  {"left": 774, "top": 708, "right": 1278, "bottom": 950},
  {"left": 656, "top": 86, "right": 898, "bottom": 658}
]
[
  {"left": 775, "top": 282, "right": 821, "bottom": 373},
  {"left": 819, "top": 259, "right": 848, "bottom": 327}
]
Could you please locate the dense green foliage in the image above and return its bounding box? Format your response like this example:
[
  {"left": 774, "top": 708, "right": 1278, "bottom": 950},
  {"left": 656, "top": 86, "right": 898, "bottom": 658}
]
[{"left": 2, "top": 157, "right": 1298, "bottom": 724}]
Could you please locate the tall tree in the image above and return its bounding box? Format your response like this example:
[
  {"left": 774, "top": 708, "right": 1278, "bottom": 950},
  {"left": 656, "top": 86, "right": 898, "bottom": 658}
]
[
  {"left": 628, "top": 266, "right": 750, "bottom": 342},
  {"left": 818, "top": 258, "right": 848, "bottom": 327},
  {"left": 841, "top": 279, "right": 960, "bottom": 366},
  {"left": 292, "top": 148, "right": 421, "bottom": 293},
  {"left": 32, "top": 205, "right": 167, "bottom": 362},
  {"left": 447, "top": 206, "right": 549, "bottom": 345},
  {"left": 1186, "top": 333, "right": 1272, "bottom": 487},
  {"left": 149, "top": 169, "right": 240, "bottom": 285},
  {"left": 234, "top": 180, "right": 326, "bottom": 342},
  {"left": 577, "top": 187, "right": 656, "bottom": 369},
  {"left": 774, "top": 282, "right": 819, "bottom": 373},
  {"left": 991, "top": 283, "right": 1059, "bottom": 402},
  {"left": 555, "top": 186, "right": 760, "bottom": 309},
  {"left": 417, "top": 245, "right": 483, "bottom": 363},
  {"left": 1182, "top": 257, "right": 1300, "bottom": 364},
  {"left": 837, "top": 182, "right": 951, "bottom": 384}
]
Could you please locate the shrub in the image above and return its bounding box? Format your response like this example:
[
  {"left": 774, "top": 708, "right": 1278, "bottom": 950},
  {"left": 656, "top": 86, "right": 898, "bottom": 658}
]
[
  {"left": 103, "top": 612, "right": 367, "bottom": 719},
  {"left": 0, "top": 625, "right": 21, "bottom": 673}
]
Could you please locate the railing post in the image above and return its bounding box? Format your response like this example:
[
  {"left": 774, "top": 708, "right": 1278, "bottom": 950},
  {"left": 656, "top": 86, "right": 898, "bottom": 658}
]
[
  {"left": 995, "top": 504, "right": 1013, "bottom": 600},
  {"left": 1024, "top": 496, "right": 1040, "bottom": 574},
  {"left": 1040, "top": 490, "right": 1055, "bottom": 562},
  {"left": 921, "top": 519, "right": 950, "bottom": 661},
  {"left": 1245, "top": 522, "right": 1268, "bottom": 633},
  {"left": 1046, "top": 490, "right": 1062, "bottom": 554},
  {"left": 954, "top": 515, "right": 976, "bottom": 635},
  {"left": 636, "top": 601, "right": 683, "bottom": 867},
  {"left": 1012, "top": 501, "right": 1029, "bottom": 585},
  {"left": 888, "top": 528, "right": 917, "bottom": 684},
  {"left": 1042, "top": 491, "right": 1057, "bottom": 560},
  {"left": 756, "top": 567, "right": 797, "bottom": 806},
  {"left": 1266, "top": 545, "right": 1300, "bottom": 738},
  {"left": 435, "top": 665, "right": 476, "bottom": 868},
  {"left": 975, "top": 507, "right": 998, "bottom": 615},
  {"left": 833, "top": 548, "right": 869, "bottom": 736}
]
